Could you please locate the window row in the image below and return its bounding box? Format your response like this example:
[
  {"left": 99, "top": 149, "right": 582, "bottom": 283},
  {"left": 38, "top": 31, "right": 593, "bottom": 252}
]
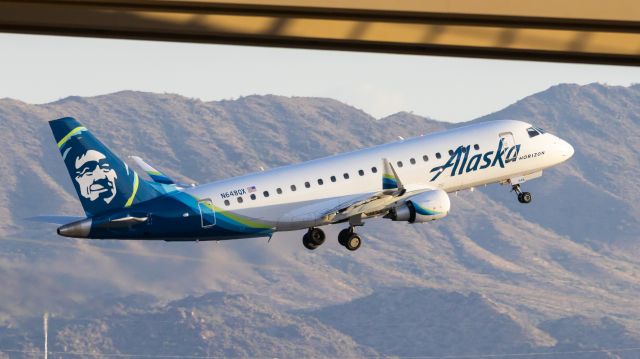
[
  {"left": 222, "top": 167, "right": 378, "bottom": 206},
  {"left": 222, "top": 145, "right": 481, "bottom": 206}
]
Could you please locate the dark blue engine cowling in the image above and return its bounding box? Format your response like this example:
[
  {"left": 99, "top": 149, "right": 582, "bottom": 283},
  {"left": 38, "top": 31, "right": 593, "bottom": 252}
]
[{"left": 387, "top": 189, "right": 450, "bottom": 223}]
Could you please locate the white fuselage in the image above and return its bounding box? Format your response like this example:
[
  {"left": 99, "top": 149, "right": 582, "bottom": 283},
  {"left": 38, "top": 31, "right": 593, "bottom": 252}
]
[{"left": 186, "top": 120, "right": 573, "bottom": 231}]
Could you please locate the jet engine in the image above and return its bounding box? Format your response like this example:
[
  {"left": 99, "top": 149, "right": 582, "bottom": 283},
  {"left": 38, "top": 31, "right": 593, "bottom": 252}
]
[{"left": 386, "top": 189, "right": 450, "bottom": 223}]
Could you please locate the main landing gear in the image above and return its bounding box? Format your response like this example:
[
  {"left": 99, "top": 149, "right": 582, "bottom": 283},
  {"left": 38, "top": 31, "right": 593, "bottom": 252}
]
[
  {"left": 338, "top": 227, "right": 362, "bottom": 251},
  {"left": 512, "top": 184, "right": 532, "bottom": 204},
  {"left": 302, "top": 227, "right": 325, "bottom": 250},
  {"left": 301, "top": 226, "right": 362, "bottom": 251}
]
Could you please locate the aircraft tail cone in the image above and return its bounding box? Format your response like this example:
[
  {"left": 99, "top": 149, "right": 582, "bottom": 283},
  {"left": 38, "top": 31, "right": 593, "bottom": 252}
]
[{"left": 57, "top": 218, "right": 92, "bottom": 238}]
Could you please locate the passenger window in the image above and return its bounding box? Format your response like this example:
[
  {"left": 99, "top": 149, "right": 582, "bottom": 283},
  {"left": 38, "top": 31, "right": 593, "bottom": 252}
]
[
  {"left": 250, "top": 194, "right": 256, "bottom": 200},
  {"left": 237, "top": 197, "right": 243, "bottom": 203},
  {"left": 358, "top": 169, "right": 364, "bottom": 176},
  {"left": 397, "top": 161, "right": 403, "bottom": 167},
  {"left": 410, "top": 158, "right": 416, "bottom": 165},
  {"left": 224, "top": 199, "right": 230, "bottom": 206},
  {"left": 263, "top": 191, "right": 269, "bottom": 198},
  {"left": 305, "top": 181, "right": 311, "bottom": 188},
  {"left": 343, "top": 173, "right": 350, "bottom": 179},
  {"left": 330, "top": 175, "right": 336, "bottom": 182},
  {"left": 436, "top": 152, "right": 442, "bottom": 159},
  {"left": 276, "top": 188, "right": 282, "bottom": 194},
  {"left": 291, "top": 184, "right": 297, "bottom": 191},
  {"left": 422, "top": 155, "right": 428, "bottom": 162},
  {"left": 371, "top": 167, "right": 378, "bottom": 173},
  {"left": 318, "top": 178, "right": 324, "bottom": 185},
  {"left": 474, "top": 144, "right": 480, "bottom": 150}
]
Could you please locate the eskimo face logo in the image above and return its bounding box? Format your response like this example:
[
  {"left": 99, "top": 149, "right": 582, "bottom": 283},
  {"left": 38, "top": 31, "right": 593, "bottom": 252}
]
[{"left": 74, "top": 149, "right": 118, "bottom": 203}]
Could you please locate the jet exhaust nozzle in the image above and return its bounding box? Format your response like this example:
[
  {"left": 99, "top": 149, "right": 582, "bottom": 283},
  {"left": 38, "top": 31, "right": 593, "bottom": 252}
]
[{"left": 57, "top": 218, "right": 92, "bottom": 238}]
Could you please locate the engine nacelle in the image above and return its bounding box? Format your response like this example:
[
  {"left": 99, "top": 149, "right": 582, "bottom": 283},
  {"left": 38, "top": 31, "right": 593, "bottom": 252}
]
[{"left": 386, "top": 189, "right": 450, "bottom": 223}]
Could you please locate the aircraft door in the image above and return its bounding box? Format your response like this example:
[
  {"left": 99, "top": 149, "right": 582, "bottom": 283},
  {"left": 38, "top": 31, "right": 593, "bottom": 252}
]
[
  {"left": 499, "top": 132, "right": 516, "bottom": 148},
  {"left": 197, "top": 199, "right": 216, "bottom": 228}
]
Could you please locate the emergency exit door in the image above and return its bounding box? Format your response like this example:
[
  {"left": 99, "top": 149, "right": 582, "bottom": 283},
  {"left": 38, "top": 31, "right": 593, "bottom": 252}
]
[{"left": 197, "top": 199, "right": 216, "bottom": 228}]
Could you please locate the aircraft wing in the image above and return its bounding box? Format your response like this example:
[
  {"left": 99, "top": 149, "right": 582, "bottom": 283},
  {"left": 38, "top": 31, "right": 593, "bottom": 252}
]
[
  {"left": 280, "top": 158, "right": 437, "bottom": 224},
  {"left": 324, "top": 184, "right": 437, "bottom": 223}
]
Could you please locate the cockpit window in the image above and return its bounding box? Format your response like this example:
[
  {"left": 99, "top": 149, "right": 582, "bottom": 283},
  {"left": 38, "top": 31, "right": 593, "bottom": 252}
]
[{"left": 527, "top": 127, "right": 540, "bottom": 138}]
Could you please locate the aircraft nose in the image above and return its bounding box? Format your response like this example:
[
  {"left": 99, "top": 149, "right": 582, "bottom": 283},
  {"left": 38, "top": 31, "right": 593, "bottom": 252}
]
[{"left": 560, "top": 139, "right": 574, "bottom": 158}]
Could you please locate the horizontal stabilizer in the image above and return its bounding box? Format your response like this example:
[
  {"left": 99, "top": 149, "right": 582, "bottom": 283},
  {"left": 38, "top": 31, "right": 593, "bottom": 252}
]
[
  {"left": 25, "top": 215, "right": 85, "bottom": 225},
  {"left": 130, "top": 156, "right": 175, "bottom": 185}
]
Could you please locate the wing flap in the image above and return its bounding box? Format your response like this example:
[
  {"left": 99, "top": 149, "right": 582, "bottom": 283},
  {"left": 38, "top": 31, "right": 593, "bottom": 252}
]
[{"left": 329, "top": 186, "right": 436, "bottom": 222}]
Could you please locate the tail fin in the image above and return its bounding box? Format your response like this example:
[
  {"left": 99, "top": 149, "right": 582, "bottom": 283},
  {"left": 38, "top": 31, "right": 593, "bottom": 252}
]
[{"left": 49, "top": 117, "right": 159, "bottom": 216}]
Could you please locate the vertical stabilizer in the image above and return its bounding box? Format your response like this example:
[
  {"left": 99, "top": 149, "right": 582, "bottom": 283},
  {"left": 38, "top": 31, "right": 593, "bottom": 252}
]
[{"left": 49, "top": 117, "right": 158, "bottom": 216}]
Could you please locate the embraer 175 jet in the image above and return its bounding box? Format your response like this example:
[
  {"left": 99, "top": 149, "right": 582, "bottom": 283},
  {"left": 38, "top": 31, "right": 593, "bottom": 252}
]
[{"left": 47, "top": 117, "right": 573, "bottom": 251}]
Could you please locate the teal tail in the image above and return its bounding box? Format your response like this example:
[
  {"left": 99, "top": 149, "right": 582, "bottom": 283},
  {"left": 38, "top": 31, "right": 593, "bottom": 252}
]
[{"left": 49, "top": 117, "right": 159, "bottom": 216}]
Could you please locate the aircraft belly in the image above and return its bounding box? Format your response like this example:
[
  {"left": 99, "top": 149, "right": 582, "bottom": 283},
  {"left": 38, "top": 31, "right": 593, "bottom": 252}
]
[{"left": 274, "top": 195, "right": 363, "bottom": 231}]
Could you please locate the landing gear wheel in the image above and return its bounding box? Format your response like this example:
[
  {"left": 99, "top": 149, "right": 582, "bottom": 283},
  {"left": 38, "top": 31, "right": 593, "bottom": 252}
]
[
  {"left": 302, "top": 228, "right": 325, "bottom": 250},
  {"left": 344, "top": 233, "right": 362, "bottom": 251},
  {"left": 302, "top": 233, "right": 318, "bottom": 250},
  {"left": 519, "top": 192, "right": 532, "bottom": 204},
  {"left": 512, "top": 184, "right": 532, "bottom": 204},
  {"left": 308, "top": 228, "right": 325, "bottom": 246},
  {"left": 338, "top": 227, "right": 353, "bottom": 246}
]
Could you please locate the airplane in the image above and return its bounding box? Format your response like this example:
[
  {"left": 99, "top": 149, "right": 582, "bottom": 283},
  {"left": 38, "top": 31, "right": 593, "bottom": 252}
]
[{"left": 46, "top": 117, "right": 574, "bottom": 251}]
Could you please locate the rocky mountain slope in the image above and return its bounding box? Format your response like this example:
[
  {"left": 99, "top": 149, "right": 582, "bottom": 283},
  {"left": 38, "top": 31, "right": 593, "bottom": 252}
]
[{"left": 1, "top": 84, "right": 639, "bottom": 358}]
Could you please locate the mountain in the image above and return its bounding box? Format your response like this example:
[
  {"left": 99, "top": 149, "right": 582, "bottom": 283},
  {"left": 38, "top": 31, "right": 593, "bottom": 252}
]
[
  {"left": 0, "top": 293, "right": 374, "bottom": 358},
  {"left": 3, "top": 288, "right": 637, "bottom": 359},
  {"left": 476, "top": 83, "right": 640, "bottom": 249},
  {"left": 1, "top": 84, "right": 640, "bottom": 358},
  {"left": 307, "top": 287, "right": 539, "bottom": 357}
]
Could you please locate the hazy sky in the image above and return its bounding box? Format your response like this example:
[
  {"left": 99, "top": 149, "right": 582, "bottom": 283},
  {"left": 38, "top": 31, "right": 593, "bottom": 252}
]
[{"left": 3, "top": 33, "right": 640, "bottom": 122}]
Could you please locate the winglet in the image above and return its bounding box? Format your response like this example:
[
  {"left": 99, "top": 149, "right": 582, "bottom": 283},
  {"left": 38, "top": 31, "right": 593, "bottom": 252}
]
[
  {"left": 130, "top": 156, "right": 175, "bottom": 185},
  {"left": 382, "top": 158, "right": 404, "bottom": 191}
]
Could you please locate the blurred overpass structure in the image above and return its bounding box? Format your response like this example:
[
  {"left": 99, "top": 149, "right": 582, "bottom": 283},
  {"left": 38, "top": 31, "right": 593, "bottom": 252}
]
[{"left": 0, "top": 0, "right": 639, "bottom": 65}]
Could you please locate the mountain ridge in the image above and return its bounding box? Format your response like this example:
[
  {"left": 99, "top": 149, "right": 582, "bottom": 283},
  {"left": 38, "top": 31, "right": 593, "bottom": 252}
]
[{"left": 1, "top": 83, "right": 639, "bottom": 357}]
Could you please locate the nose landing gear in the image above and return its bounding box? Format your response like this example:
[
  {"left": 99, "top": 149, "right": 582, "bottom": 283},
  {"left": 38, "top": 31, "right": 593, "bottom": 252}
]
[{"left": 512, "top": 184, "right": 532, "bottom": 204}]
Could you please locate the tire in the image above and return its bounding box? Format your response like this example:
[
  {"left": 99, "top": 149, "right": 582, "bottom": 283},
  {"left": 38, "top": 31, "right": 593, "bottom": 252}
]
[
  {"left": 517, "top": 193, "right": 524, "bottom": 203},
  {"left": 302, "top": 233, "right": 318, "bottom": 250},
  {"left": 309, "top": 228, "right": 325, "bottom": 246},
  {"left": 521, "top": 192, "right": 532, "bottom": 204},
  {"left": 338, "top": 228, "right": 353, "bottom": 246},
  {"left": 345, "top": 234, "right": 362, "bottom": 251}
]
